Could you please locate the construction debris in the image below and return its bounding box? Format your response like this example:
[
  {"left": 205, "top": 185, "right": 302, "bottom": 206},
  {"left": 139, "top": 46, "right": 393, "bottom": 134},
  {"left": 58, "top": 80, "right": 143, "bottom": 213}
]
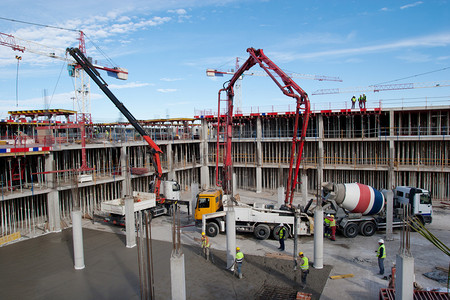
[{"left": 329, "top": 274, "right": 354, "bottom": 280}]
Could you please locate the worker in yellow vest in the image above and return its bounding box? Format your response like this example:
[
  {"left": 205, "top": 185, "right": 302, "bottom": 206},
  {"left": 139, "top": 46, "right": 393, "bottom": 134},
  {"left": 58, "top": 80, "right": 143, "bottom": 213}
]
[
  {"left": 235, "top": 247, "right": 244, "bottom": 279},
  {"left": 201, "top": 232, "right": 210, "bottom": 261},
  {"left": 376, "top": 239, "right": 386, "bottom": 275},
  {"left": 362, "top": 93, "right": 367, "bottom": 109},
  {"left": 351, "top": 95, "right": 356, "bottom": 109},
  {"left": 324, "top": 214, "right": 331, "bottom": 238},
  {"left": 278, "top": 223, "right": 287, "bottom": 251},
  {"left": 298, "top": 251, "right": 309, "bottom": 289},
  {"left": 329, "top": 215, "right": 336, "bottom": 241}
]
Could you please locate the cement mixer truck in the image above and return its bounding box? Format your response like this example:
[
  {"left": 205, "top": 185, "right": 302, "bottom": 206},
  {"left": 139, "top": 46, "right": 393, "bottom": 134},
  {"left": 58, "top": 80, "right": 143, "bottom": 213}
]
[{"left": 322, "top": 183, "right": 432, "bottom": 238}]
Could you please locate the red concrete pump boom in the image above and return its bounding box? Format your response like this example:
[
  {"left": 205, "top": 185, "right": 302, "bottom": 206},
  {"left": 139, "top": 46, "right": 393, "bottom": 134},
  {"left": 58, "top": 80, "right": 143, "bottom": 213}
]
[
  {"left": 66, "top": 47, "right": 164, "bottom": 201},
  {"left": 216, "top": 48, "right": 311, "bottom": 206}
]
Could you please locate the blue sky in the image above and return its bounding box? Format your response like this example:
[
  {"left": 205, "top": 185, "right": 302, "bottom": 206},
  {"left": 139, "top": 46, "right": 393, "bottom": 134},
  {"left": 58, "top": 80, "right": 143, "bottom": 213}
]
[{"left": 0, "top": 0, "right": 449, "bottom": 122}]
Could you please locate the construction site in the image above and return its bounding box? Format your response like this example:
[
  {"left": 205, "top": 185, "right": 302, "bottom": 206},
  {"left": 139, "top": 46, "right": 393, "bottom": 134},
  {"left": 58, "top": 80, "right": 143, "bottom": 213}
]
[{"left": 1, "top": 31, "right": 450, "bottom": 300}]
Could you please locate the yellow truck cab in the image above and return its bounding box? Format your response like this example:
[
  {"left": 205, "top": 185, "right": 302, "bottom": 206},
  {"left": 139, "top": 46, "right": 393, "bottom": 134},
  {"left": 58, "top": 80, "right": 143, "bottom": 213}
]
[{"left": 195, "top": 189, "right": 223, "bottom": 223}]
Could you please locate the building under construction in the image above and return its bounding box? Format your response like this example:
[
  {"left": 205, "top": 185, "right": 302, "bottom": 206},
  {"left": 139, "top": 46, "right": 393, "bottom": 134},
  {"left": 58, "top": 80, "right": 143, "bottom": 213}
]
[{"left": 0, "top": 104, "right": 449, "bottom": 237}]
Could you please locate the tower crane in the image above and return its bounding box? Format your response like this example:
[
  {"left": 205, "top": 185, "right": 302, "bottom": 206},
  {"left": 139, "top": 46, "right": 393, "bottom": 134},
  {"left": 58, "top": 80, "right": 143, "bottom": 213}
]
[
  {"left": 311, "top": 80, "right": 450, "bottom": 95},
  {"left": 0, "top": 31, "right": 128, "bottom": 121},
  {"left": 207, "top": 57, "right": 341, "bottom": 113}
]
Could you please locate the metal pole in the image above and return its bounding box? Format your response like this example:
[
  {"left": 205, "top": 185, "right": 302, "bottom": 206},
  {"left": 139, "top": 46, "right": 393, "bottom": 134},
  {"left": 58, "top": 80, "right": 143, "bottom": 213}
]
[{"left": 293, "top": 210, "right": 299, "bottom": 270}]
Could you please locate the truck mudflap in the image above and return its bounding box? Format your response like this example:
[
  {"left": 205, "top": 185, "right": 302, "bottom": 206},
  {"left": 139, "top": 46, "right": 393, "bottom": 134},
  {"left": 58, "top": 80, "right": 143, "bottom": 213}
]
[{"left": 422, "top": 214, "right": 432, "bottom": 224}]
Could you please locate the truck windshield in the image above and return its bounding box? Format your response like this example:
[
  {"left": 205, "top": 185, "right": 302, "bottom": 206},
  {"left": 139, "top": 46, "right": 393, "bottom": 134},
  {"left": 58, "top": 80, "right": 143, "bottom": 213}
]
[
  {"left": 420, "top": 193, "right": 431, "bottom": 205},
  {"left": 197, "top": 197, "right": 210, "bottom": 208}
]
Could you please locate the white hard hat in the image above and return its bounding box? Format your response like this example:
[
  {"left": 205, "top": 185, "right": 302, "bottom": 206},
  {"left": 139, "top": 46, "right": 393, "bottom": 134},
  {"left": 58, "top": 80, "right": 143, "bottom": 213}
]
[
  {"left": 327, "top": 214, "right": 331, "bottom": 217},
  {"left": 378, "top": 239, "right": 384, "bottom": 244},
  {"left": 280, "top": 223, "right": 284, "bottom": 226}
]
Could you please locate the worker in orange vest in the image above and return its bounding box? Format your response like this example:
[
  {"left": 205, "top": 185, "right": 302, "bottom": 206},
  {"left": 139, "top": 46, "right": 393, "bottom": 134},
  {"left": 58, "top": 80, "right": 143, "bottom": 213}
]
[{"left": 329, "top": 215, "right": 336, "bottom": 241}]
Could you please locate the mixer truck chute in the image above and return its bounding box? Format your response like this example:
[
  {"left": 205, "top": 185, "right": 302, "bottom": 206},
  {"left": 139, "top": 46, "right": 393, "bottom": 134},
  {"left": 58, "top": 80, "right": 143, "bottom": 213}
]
[{"left": 322, "top": 182, "right": 432, "bottom": 238}]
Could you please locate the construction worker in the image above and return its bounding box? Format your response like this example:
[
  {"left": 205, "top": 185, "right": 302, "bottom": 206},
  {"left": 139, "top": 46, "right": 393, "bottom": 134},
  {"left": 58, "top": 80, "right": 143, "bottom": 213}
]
[
  {"left": 235, "top": 247, "right": 244, "bottom": 279},
  {"left": 358, "top": 94, "right": 363, "bottom": 109},
  {"left": 388, "top": 263, "right": 396, "bottom": 288},
  {"left": 376, "top": 239, "right": 386, "bottom": 275},
  {"left": 324, "top": 214, "right": 331, "bottom": 238},
  {"left": 298, "top": 252, "right": 309, "bottom": 288},
  {"left": 201, "top": 232, "right": 210, "bottom": 261},
  {"left": 329, "top": 214, "right": 336, "bottom": 241},
  {"left": 277, "top": 223, "right": 287, "bottom": 251},
  {"left": 362, "top": 93, "right": 367, "bottom": 109},
  {"left": 351, "top": 95, "right": 356, "bottom": 109}
]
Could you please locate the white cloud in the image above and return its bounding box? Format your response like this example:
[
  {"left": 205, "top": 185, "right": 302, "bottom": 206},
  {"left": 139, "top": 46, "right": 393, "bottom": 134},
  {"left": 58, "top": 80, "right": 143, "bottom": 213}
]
[
  {"left": 108, "top": 82, "right": 152, "bottom": 89},
  {"left": 269, "top": 32, "right": 450, "bottom": 62},
  {"left": 160, "top": 77, "right": 183, "bottom": 82},
  {"left": 167, "top": 8, "right": 191, "bottom": 22},
  {"left": 168, "top": 9, "right": 187, "bottom": 15},
  {"left": 396, "top": 51, "right": 430, "bottom": 63},
  {"left": 400, "top": 1, "right": 423, "bottom": 10},
  {"left": 157, "top": 88, "right": 177, "bottom": 93},
  {"left": 0, "top": 12, "right": 173, "bottom": 68}
]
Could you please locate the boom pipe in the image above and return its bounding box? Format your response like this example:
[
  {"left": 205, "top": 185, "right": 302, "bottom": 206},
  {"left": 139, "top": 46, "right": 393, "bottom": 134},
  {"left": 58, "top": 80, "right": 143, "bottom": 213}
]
[
  {"left": 66, "top": 47, "right": 163, "bottom": 199},
  {"left": 244, "top": 48, "right": 311, "bottom": 206},
  {"left": 217, "top": 47, "right": 311, "bottom": 204}
]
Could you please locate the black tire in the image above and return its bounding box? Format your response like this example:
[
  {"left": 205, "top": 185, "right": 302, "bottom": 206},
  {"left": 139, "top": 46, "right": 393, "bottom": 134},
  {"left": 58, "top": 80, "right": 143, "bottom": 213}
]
[
  {"left": 272, "top": 225, "right": 290, "bottom": 240},
  {"left": 206, "top": 222, "right": 219, "bottom": 237},
  {"left": 254, "top": 224, "right": 271, "bottom": 240},
  {"left": 410, "top": 215, "right": 424, "bottom": 232},
  {"left": 343, "top": 223, "right": 358, "bottom": 238},
  {"left": 360, "top": 221, "right": 376, "bottom": 236}
]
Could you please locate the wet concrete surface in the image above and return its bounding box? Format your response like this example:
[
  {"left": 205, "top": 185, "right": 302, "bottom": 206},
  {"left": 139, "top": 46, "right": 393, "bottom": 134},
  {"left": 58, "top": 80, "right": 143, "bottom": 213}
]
[
  {"left": 1, "top": 190, "right": 449, "bottom": 299},
  {"left": 0, "top": 227, "right": 330, "bottom": 300}
]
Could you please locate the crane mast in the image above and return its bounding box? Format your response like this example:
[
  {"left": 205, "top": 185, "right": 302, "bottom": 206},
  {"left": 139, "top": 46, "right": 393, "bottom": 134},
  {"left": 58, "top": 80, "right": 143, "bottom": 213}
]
[{"left": 216, "top": 48, "right": 311, "bottom": 207}]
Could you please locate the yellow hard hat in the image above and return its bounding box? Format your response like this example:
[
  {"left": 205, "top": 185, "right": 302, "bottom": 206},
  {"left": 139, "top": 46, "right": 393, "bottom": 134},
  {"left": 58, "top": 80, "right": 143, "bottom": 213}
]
[
  {"left": 298, "top": 252, "right": 303, "bottom": 256},
  {"left": 236, "top": 247, "right": 240, "bottom": 251},
  {"left": 331, "top": 215, "right": 334, "bottom": 218},
  {"left": 202, "top": 232, "right": 205, "bottom": 235}
]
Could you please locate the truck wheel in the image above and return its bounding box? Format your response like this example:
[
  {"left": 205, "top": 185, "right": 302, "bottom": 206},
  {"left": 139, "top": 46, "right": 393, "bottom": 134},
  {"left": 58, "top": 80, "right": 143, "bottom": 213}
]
[
  {"left": 343, "top": 223, "right": 358, "bottom": 238},
  {"left": 254, "top": 224, "right": 271, "bottom": 240},
  {"left": 272, "top": 225, "right": 290, "bottom": 240},
  {"left": 359, "top": 221, "right": 376, "bottom": 236},
  {"left": 410, "top": 215, "right": 424, "bottom": 232},
  {"left": 206, "top": 222, "right": 219, "bottom": 237}
]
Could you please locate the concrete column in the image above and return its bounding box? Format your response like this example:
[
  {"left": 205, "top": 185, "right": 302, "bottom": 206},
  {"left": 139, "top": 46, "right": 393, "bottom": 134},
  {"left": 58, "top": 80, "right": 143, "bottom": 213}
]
[
  {"left": 301, "top": 174, "right": 308, "bottom": 207},
  {"left": 396, "top": 254, "right": 414, "bottom": 300},
  {"left": 233, "top": 173, "right": 237, "bottom": 196},
  {"left": 200, "top": 119, "right": 209, "bottom": 190},
  {"left": 120, "top": 146, "right": 131, "bottom": 198},
  {"left": 45, "top": 153, "right": 61, "bottom": 232},
  {"left": 256, "top": 167, "right": 262, "bottom": 193},
  {"left": 225, "top": 203, "right": 236, "bottom": 270},
  {"left": 388, "top": 110, "right": 395, "bottom": 190},
  {"left": 317, "top": 115, "right": 324, "bottom": 190},
  {"left": 47, "top": 191, "right": 61, "bottom": 232},
  {"left": 277, "top": 186, "right": 285, "bottom": 208},
  {"left": 314, "top": 115, "right": 325, "bottom": 269},
  {"left": 256, "top": 117, "right": 262, "bottom": 193},
  {"left": 72, "top": 210, "right": 85, "bottom": 270},
  {"left": 191, "top": 182, "right": 199, "bottom": 216},
  {"left": 125, "top": 197, "right": 136, "bottom": 248},
  {"left": 313, "top": 206, "right": 323, "bottom": 269},
  {"left": 167, "top": 143, "right": 175, "bottom": 180},
  {"left": 170, "top": 253, "right": 186, "bottom": 300},
  {"left": 383, "top": 189, "right": 394, "bottom": 241}
]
